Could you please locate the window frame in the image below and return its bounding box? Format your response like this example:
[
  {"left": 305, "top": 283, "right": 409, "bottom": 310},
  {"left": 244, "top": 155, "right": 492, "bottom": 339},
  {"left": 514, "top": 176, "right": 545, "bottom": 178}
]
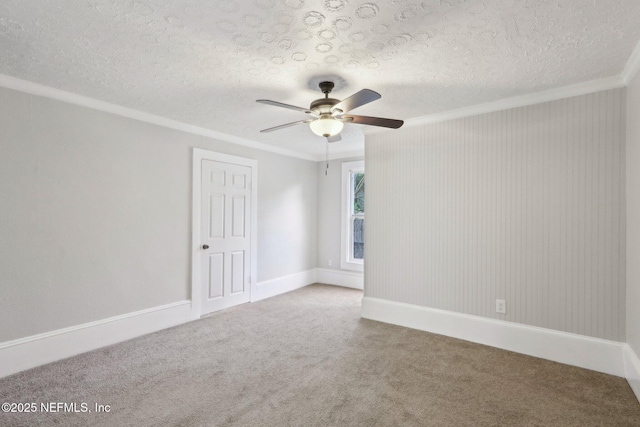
[{"left": 341, "top": 160, "right": 365, "bottom": 272}]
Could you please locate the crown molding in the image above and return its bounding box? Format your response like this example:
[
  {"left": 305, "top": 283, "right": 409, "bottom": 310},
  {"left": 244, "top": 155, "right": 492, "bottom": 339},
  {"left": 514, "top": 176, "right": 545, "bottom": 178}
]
[
  {"left": 386, "top": 76, "right": 626, "bottom": 131},
  {"left": 0, "top": 70, "right": 630, "bottom": 163},
  {"left": 622, "top": 39, "right": 640, "bottom": 85},
  {"left": 0, "top": 74, "right": 317, "bottom": 162}
]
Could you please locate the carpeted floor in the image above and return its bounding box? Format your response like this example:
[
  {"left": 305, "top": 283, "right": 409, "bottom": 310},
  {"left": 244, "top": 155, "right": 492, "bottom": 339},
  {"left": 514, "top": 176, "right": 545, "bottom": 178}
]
[{"left": 1, "top": 284, "right": 639, "bottom": 426}]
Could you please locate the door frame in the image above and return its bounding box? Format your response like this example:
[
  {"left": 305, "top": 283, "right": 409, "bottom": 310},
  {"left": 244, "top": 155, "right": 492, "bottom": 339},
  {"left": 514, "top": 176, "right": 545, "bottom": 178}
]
[{"left": 191, "top": 148, "right": 258, "bottom": 320}]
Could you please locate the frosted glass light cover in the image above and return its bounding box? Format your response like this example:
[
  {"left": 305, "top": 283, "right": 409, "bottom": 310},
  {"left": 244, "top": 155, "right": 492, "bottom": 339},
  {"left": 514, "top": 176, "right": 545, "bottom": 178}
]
[{"left": 309, "top": 117, "right": 344, "bottom": 137}]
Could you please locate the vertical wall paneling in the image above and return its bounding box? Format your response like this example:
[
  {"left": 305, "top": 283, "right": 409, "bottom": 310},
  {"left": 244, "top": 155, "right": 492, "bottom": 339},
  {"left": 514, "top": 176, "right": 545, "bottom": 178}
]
[
  {"left": 627, "top": 68, "right": 640, "bottom": 355},
  {"left": 365, "top": 89, "right": 626, "bottom": 341}
]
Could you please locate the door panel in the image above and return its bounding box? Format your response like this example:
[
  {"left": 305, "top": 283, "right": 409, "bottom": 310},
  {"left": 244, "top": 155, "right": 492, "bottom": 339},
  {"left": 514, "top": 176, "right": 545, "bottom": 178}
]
[
  {"left": 209, "top": 194, "right": 225, "bottom": 238},
  {"left": 232, "top": 173, "right": 246, "bottom": 189},
  {"left": 208, "top": 253, "right": 224, "bottom": 299},
  {"left": 210, "top": 169, "right": 226, "bottom": 187},
  {"left": 201, "top": 160, "right": 252, "bottom": 314},
  {"left": 231, "top": 251, "right": 245, "bottom": 294},
  {"left": 232, "top": 195, "right": 246, "bottom": 237}
]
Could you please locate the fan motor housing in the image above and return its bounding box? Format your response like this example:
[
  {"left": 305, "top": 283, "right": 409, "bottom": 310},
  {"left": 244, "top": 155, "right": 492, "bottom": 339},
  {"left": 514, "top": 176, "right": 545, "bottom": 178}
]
[{"left": 310, "top": 98, "right": 340, "bottom": 115}]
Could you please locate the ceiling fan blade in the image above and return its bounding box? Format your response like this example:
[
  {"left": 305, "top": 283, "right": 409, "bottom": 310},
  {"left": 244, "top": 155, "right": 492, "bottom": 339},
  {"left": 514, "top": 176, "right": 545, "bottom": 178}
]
[
  {"left": 256, "top": 99, "right": 311, "bottom": 114},
  {"left": 260, "top": 119, "right": 313, "bottom": 133},
  {"left": 342, "top": 115, "right": 404, "bottom": 129},
  {"left": 327, "top": 134, "right": 342, "bottom": 143},
  {"left": 331, "top": 89, "right": 381, "bottom": 114}
]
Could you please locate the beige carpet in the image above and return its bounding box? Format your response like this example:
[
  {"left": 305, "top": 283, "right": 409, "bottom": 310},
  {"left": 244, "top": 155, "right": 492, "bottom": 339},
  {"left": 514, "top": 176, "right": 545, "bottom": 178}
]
[{"left": 1, "top": 284, "right": 639, "bottom": 426}]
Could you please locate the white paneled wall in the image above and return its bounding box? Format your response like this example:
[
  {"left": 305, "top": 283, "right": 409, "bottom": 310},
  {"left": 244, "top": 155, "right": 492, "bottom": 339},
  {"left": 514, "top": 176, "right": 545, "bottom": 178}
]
[
  {"left": 627, "top": 69, "right": 640, "bottom": 354},
  {"left": 366, "top": 88, "right": 626, "bottom": 341}
]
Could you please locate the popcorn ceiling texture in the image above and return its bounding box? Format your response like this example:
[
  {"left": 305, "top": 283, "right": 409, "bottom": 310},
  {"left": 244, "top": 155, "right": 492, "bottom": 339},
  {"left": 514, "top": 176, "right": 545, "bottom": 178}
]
[{"left": 0, "top": 0, "right": 639, "bottom": 156}]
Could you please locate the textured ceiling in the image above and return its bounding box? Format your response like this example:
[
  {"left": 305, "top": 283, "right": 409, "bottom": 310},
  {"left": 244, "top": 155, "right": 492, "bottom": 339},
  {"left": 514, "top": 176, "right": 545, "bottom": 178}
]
[{"left": 1, "top": 0, "right": 640, "bottom": 158}]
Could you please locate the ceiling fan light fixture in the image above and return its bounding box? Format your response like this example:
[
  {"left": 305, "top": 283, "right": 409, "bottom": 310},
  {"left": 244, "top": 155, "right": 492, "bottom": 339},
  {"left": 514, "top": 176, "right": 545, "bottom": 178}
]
[
  {"left": 309, "top": 116, "right": 344, "bottom": 137},
  {"left": 257, "top": 81, "right": 403, "bottom": 137}
]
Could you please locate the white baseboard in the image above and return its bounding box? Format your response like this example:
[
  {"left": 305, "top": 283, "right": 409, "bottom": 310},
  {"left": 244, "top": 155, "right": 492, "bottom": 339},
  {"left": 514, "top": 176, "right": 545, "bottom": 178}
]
[
  {"left": 361, "top": 297, "right": 626, "bottom": 378},
  {"left": 0, "top": 268, "right": 325, "bottom": 378},
  {"left": 251, "top": 268, "right": 363, "bottom": 302},
  {"left": 6, "top": 280, "right": 633, "bottom": 398},
  {"left": 624, "top": 344, "right": 640, "bottom": 403},
  {"left": 0, "top": 300, "right": 192, "bottom": 379},
  {"left": 252, "top": 269, "right": 317, "bottom": 302},
  {"left": 316, "top": 268, "right": 363, "bottom": 290}
]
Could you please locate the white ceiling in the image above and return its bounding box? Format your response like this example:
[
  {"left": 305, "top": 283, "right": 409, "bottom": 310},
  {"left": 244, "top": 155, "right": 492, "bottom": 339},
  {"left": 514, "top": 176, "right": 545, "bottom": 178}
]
[{"left": 1, "top": 0, "right": 640, "bottom": 159}]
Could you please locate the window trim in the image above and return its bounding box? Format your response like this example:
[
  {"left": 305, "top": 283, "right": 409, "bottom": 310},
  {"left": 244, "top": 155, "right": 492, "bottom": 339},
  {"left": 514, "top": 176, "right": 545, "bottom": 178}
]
[{"left": 341, "top": 160, "right": 364, "bottom": 272}]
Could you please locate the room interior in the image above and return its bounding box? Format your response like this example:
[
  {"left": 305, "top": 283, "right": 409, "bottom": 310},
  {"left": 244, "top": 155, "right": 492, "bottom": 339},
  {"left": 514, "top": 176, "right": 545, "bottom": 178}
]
[{"left": 2, "top": 0, "right": 640, "bottom": 422}]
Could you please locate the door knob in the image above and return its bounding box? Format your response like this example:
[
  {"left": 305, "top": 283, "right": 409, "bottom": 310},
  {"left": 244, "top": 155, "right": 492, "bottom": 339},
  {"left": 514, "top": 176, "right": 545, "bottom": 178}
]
[{"left": 202, "top": 244, "right": 209, "bottom": 249}]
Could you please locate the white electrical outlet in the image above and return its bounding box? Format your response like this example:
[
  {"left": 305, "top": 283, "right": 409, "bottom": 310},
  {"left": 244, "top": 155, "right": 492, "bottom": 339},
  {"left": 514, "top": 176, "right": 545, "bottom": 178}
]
[
  {"left": 328, "top": 259, "right": 332, "bottom": 266},
  {"left": 496, "top": 299, "right": 506, "bottom": 314}
]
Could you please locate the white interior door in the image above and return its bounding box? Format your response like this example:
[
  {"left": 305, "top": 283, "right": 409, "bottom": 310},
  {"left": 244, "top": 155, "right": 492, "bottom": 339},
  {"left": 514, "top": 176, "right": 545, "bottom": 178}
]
[{"left": 200, "top": 159, "right": 252, "bottom": 314}]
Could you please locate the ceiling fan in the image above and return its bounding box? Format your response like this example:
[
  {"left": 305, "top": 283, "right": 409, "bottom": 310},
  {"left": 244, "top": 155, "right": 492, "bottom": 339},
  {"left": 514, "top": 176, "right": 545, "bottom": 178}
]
[{"left": 256, "top": 81, "right": 403, "bottom": 142}]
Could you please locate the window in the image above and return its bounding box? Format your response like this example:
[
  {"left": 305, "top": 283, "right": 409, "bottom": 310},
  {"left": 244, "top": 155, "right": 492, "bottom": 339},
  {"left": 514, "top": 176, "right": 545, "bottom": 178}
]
[{"left": 341, "top": 160, "right": 364, "bottom": 272}]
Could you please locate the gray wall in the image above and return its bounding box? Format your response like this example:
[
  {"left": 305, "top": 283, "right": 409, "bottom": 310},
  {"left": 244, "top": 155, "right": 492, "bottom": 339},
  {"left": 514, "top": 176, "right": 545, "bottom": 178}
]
[
  {"left": 0, "top": 87, "right": 317, "bottom": 342},
  {"left": 365, "top": 88, "right": 626, "bottom": 341},
  {"left": 627, "top": 71, "right": 640, "bottom": 354},
  {"left": 316, "top": 156, "right": 363, "bottom": 271}
]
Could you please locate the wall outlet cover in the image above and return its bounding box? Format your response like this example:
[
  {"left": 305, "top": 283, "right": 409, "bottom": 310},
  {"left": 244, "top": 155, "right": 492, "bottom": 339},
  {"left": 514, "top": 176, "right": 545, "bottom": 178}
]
[{"left": 496, "top": 299, "right": 506, "bottom": 314}]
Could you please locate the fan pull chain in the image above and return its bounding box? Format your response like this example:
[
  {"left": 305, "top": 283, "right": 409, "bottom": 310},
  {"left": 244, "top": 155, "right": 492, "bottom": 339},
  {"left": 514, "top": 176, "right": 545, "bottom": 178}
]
[{"left": 325, "top": 140, "right": 329, "bottom": 176}]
